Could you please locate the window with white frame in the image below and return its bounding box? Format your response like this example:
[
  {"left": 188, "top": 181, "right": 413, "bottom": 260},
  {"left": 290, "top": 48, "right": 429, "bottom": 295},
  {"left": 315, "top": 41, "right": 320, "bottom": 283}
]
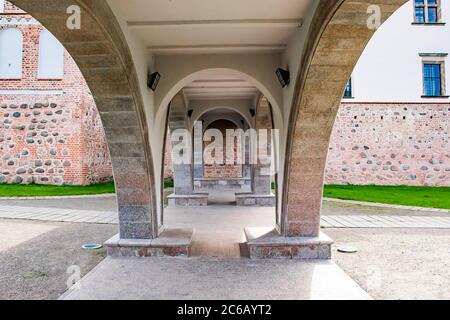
[
  {"left": 420, "top": 53, "right": 448, "bottom": 97},
  {"left": 0, "top": 28, "right": 23, "bottom": 79},
  {"left": 38, "top": 29, "right": 64, "bottom": 79},
  {"left": 414, "top": 0, "right": 441, "bottom": 23}
]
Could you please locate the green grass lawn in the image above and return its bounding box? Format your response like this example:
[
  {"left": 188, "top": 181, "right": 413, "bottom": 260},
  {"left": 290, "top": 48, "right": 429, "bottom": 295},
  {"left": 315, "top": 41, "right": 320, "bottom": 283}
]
[
  {"left": 0, "top": 182, "right": 115, "bottom": 197},
  {"left": 1, "top": 181, "right": 449, "bottom": 210},
  {"left": 324, "top": 184, "right": 450, "bottom": 210}
]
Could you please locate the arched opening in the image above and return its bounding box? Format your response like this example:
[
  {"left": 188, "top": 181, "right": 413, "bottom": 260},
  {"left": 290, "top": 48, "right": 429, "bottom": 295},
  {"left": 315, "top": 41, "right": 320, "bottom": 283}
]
[
  {"left": 0, "top": 1, "right": 120, "bottom": 299},
  {"left": 282, "top": 0, "right": 409, "bottom": 241},
  {"left": 6, "top": 0, "right": 159, "bottom": 244},
  {"left": 160, "top": 72, "right": 278, "bottom": 257}
]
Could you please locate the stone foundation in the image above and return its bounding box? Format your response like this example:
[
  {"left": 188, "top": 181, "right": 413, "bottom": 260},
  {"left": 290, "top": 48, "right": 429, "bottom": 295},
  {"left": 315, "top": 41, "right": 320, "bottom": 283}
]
[
  {"left": 105, "top": 228, "right": 194, "bottom": 257},
  {"left": 244, "top": 227, "right": 333, "bottom": 260},
  {"left": 235, "top": 193, "right": 276, "bottom": 207},
  {"left": 168, "top": 193, "right": 209, "bottom": 207}
]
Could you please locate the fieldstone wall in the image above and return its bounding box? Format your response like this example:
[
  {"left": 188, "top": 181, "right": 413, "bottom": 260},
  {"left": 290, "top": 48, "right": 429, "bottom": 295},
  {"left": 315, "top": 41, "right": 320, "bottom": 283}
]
[
  {"left": 162, "top": 103, "right": 450, "bottom": 187},
  {"left": 0, "top": 94, "right": 112, "bottom": 186},
  {"left": 0, "top": 4, "right": 112, "bottom": 185},
  {"left": 326, "top": 103, "right": 450, "bottom": 186}
]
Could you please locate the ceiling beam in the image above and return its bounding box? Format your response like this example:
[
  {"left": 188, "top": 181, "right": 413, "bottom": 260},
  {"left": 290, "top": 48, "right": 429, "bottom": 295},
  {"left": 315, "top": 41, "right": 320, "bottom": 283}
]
[
  {"left": 128, "top": 18, "right": 303, "bottom": 28},
  {"left": 147, "top": 44, "right": 287, "bottom": 52}
]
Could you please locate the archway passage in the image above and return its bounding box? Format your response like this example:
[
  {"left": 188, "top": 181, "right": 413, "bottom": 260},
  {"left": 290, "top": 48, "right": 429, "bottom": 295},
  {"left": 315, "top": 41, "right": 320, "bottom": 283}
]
[
  {"left": 260, "top": 0, "right": 407, "bottom": 258},
  {"left": 8, "top": 0, "right": 159, "bottom": 240},
  {"left": 201, "top": 118, "right": 248, "bottom": 205},
  {"left": 161, "top": 71, "right": 278, "bottom": 257},
  {"left": 6, "top": 0, "right": 410, "bottom": 260}
]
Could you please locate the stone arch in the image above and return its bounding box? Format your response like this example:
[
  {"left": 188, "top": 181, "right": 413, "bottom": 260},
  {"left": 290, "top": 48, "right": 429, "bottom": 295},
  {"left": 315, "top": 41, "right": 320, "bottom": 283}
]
[
  {"left": 155, "top": 68, "right": 283, "bottom": 133},
  {"left": 194, "top": 106, "right": 253, "bottom": 130},
  {"left": 282, "top": 0, "right": 408, "bottom": 237},
  {"left": 9, "top": 0, "right": 159, "bottom": 239}
]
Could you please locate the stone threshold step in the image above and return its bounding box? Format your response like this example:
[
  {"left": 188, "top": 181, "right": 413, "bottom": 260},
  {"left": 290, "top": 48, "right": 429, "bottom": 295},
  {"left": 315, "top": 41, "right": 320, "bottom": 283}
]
[{"left": 105, "top": 228, "right": 194, "bottom": 257}]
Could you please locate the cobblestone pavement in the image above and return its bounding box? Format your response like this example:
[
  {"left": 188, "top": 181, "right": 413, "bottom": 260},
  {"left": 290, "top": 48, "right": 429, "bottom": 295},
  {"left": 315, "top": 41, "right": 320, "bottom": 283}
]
[{"left": 1, "top": 194, "right": 449, "bottom": 300}]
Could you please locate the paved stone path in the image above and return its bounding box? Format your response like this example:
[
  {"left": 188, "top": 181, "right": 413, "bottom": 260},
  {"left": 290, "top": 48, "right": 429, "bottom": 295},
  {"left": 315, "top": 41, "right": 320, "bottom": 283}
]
[
  {"left": 0, "top": 203, "right": 449, "bottom": 229},
  {"left": 321, "top": 215, "right": 450, "bottom": 229},
  {"left": 0, "top": 205, "right": 118, "bottom": 224}
]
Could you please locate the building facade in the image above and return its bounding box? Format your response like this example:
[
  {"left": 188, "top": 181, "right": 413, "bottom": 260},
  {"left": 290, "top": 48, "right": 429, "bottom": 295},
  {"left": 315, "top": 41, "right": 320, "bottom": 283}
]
[
  {"left": 0, "top": 1, "right": 112, "bottom": 185},
  {"left": 1, "top": 1, "right": 448, "bottom": 188},
  {"left": 325, "top": 0, "right": 450, "bottom": 186}
]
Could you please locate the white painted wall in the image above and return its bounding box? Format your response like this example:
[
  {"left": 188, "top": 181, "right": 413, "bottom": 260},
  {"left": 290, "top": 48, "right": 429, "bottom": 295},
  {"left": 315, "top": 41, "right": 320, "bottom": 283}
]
[
  {"left": 351, "top": 0, "right": 450, "bottom": 103},
  {"left": 38, "top": 30, "right": 64, "bottom": 79},
  {"left": 0, "top": 28, "right": 23, "bottom": 79},
  {"left": 0, "top": 0, "right": 4, "bottom": 13}
]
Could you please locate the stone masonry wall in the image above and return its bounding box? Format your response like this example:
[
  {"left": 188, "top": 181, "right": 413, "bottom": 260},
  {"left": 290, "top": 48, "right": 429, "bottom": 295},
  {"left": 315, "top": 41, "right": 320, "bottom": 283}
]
[
  {"left": 162, "top": 103, "right": 450, "bottom": 186},
  {"left": 325, "top": 103, "right": 450, "bottom": 186},
  {"left": 0, "top": 4, "right": 112, "bottom": 185}
]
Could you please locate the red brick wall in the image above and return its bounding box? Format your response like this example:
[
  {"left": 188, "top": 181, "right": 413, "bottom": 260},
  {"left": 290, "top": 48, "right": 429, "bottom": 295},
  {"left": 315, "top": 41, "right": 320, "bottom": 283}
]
[
  {"left": 163, "top": 130, "right": 173, "bottom": 180},
  {"left": 203, "top": 120, "right": 242, "bottom": 179},
  {"left": 0, "top": 3, "right": 112, "bottom": 185}
]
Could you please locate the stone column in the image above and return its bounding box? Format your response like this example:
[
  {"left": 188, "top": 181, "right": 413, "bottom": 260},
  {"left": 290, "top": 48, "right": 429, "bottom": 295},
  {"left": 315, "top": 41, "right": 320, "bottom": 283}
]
[
  {"left": 236, "top": 97, "right": 275, "bottom": 206},
  {"left": 9, "top": 0, "right": 196, "bottom": 257},
  {"left": 246, "top": 0, "right": 406, "bottom": 260},
  {"left": 167, "top": 93, "right": 208, "bottom": 207},
  {"left": 193, "top": 123, "right": 204, "bottom": 181}
]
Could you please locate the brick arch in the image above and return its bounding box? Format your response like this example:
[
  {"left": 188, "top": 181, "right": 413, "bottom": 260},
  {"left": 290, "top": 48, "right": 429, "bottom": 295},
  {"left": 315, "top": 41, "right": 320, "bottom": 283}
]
[
  {"left": 9, "top": 0, "right": 159, "bottom": 239},
  {"left": 282, "top": 0, "right": 407, "bottom": 237}
]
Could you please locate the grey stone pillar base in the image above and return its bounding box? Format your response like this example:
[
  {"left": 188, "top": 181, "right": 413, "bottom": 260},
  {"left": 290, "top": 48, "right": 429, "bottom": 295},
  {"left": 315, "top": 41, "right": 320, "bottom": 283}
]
[
  {"left": 105, "top": 228, "right": 194, "bottom": 257},
  {"left": 194, "top": 178, "right": 251, "bottom": 190},
  {"left": 168, "top": 193, "right": 209, "bottom": 207},
  {"left": 235, "top": 193, "right": 276, "bottom": 207},
  {"left": 244, "top": 227, "right": 333, "bottom": 259}
]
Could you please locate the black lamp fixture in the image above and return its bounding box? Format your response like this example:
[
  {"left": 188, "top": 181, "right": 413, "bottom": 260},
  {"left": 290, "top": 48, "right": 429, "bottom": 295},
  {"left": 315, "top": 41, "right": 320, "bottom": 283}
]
[
  {"left": 249, "top": 108, "right": 255, "bottom": 117},
  {"left": 276, "top": 68, "right": 290, "bottom": 88},
  {"left": 147, "top": 71, "right": 161, "bottom": 91},
  {"left": 187, "top": 109, "right": 194, "bottom": 118}
]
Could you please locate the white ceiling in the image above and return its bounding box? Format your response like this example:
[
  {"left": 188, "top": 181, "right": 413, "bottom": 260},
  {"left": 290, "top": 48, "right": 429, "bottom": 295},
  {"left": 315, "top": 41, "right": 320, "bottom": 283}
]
[
  {"left": 108, "top": 0, "right": 311, "bottom": 55},
  {"left": 182, "top": 74, "right": 259, "bottom": 101}
]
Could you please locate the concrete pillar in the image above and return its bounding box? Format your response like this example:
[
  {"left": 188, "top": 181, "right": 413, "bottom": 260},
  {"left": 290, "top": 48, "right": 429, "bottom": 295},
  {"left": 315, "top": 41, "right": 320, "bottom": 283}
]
[
  {"left": 236, "top": 97, "right": 275, "bottom": 206},
  {"left": 193, "top": 124, "right": 204, "bottom": 180},
  {"left": 245, "top": 0, "right": 406, "bottom": 260},
  {"left": 167, "top": 93, "right": 208, "bottom": 206},
  {"left": 8, "top": 0, "right": 196, "bottom": 257}
]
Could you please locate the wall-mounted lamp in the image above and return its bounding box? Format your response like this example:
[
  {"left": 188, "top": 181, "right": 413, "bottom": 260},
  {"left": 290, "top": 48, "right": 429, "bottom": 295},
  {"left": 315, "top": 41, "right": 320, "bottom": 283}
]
[
  {"left": 187, "top": 109, "right": 194, "bottom": 118},
  {"left": 276, "top": 68, "right": 290, "bottom": 88},
  {"left": 147, "top": 71, "right": 161, "bottom": 91},
  {"left": 249, "top": 108, "right": 255, "bottom": 117}
]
